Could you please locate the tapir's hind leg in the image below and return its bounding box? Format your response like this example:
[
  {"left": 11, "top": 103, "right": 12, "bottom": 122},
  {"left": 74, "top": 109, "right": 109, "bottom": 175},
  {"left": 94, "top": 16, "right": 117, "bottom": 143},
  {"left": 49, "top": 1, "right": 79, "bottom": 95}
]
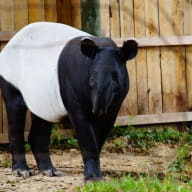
[
  {"left": 28, "top": 115, "right": 63, "bottom": 176},
  {"left": 0, "top": 77, "right": 32, "bottom": 178}
]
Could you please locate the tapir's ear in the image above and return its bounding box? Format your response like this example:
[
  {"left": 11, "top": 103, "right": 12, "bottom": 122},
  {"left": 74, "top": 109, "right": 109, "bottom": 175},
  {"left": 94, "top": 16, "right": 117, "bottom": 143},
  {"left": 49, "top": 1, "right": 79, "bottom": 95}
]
[
  {"left": 120, "top": 40, "right": 138, "bottom": 61},
  {"left": 81, "top": 37, "right": 99, "bottom": 59}
]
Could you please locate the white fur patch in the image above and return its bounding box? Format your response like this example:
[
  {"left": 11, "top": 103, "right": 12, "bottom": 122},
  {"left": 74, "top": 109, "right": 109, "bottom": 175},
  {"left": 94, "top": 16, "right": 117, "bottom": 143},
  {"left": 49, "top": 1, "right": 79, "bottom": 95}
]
[{"left": 0, "top": 22, "right": 92, "bottom": 122}]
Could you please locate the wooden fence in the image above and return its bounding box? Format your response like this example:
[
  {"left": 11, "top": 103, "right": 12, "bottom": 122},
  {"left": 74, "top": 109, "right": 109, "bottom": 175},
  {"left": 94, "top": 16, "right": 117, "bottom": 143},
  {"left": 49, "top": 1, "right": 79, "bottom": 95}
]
[
  {"left": 99, "top": 0, "right": 192, "bottom": 126},
  {"left": 0, "top": 0, "right": 192, "bottom": 143}
]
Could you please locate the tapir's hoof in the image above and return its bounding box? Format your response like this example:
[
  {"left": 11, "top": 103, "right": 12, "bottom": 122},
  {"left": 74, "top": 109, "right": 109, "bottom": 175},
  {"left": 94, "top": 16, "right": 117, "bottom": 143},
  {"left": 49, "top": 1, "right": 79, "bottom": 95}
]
[
  {"left": 84, "top": 176, "right": 104, "bottom": 183},
  {"left": 41, "top": 168, "right": 64, "bottom": 177},
  {"left": 13, "top": 169, "right": 35, "bottom": 178}
]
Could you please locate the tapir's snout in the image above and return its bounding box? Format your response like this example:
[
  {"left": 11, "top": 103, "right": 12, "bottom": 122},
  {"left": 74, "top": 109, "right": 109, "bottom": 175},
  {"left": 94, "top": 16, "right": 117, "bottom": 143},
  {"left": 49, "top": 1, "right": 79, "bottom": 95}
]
[
  {"left": 91, "top": 95, "right": 106, "bottom": 116},
  {"left": 92, "top": 108, "right": 105, "bottom": 116},
  {"left": 92, "top": 105, "right": 106, "bottom": 116},
  {"left": 91, "top": 92, "right": 110, "bottom": 116}
]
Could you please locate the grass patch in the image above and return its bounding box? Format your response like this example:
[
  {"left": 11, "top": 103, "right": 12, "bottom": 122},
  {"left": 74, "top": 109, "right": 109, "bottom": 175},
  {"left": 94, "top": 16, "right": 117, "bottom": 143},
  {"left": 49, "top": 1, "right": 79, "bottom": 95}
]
[
  {"left": 0, "top": 153, "right": 12, "bottom": 168},
  {"left": 168, "top": 131, "right": 192, "bottom": 176},
  {"left": 105, "top": 126, "right": 181, "bottom": 153},
  {"left": 76, "top": 175, "right": 192, "bottom": 192},
  {"left": 50, "top": 137, "right": 78, "bottom": 150}
]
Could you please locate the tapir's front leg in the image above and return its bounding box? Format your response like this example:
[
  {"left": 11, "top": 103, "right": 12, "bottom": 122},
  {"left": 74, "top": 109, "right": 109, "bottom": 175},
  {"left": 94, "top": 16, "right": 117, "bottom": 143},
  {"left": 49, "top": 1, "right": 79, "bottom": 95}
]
[{"left": 68, "top": 112, "right": 103, "bottom": 181}]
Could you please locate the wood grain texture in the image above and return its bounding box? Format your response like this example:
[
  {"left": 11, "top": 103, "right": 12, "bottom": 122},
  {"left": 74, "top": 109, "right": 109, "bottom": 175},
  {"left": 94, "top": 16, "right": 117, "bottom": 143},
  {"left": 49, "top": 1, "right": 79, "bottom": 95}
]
[
  {"left": 114, "top": 36, "right": 192, "bottom": 47},
  {"left": 110, "top": 0, "right": 120, "bottom": 38},
  {"left": 115, "top": 112, "right": 192, "bottom": 126},
  {"left": 44, "top": 0, "right": 57, "bottom": 22},
  {"left": 28, "top": 0, "right": 45, "bottom": 23},
  {"left": 57, "top": 0, "right": 71, "bottom": 25},
  {"left": 184, "top": 0, "right": 192, "bottom": 111},
  {"left": 145, "top": 0, "right": 162, "bottom": 114},
  {"left": 100, "top": 0, "right": 110, "bottom": 36},
  {"left": 14, "top": 0, "right": 28, "bottom": 30},
  {"left": 173, "top": 0, "right": 186, "bottom": 112},
  {"left": 119, "top": 0, "right": 137, "bottom": 115},
  {"left": 134, "top": 0, "right": 148, "bottom": 114},
  {"left": 159, "top": 0, "right": 177, "bottom": 113},
  {"left": 70, "top": 0, "right": 81, "bottom": 29}
]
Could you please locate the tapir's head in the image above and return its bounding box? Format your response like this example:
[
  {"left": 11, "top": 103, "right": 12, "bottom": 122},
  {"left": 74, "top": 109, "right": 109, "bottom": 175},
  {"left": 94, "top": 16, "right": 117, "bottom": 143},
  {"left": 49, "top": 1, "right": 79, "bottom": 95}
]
[{"left": 80, "top": 37, "right": 138, "bottom": 116}]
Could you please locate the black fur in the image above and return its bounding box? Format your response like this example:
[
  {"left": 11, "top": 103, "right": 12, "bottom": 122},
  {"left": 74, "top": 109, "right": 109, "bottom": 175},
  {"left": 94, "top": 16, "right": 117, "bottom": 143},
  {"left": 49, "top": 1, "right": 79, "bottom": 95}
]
[{"left": 58, "top": 37, "right": 138, "bottom": 180}]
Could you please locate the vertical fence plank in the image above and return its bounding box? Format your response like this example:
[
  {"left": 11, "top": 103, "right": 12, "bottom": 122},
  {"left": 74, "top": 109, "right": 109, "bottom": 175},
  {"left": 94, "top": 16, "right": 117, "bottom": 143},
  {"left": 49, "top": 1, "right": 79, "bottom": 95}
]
[
  {"left": 14, "top": 0, "right": 28, "bottom": 30},
  {"left": 110, "top": 0, "right": 120, "bottom": 38},
  {"left": 28, "top": 0, "right": 45, "bottom": 23},
  {"left": 120, "top": 0, "right": 134, "bottom": 37},
  {"left": 173, "top": 0, "right": 186, "bottom": 112},
  {"left": 134, "top": 0, "right": 148, "bottom": 114},
  {"left": 145, "top": 0, "right": 162, "bottom": 114},
  {"left": 44, "top": 0, "right": 57, "bottom": 22},
  {"left": 119, "top": 0, "right": 137, "bottom": 115},
  {"left": 0, "top": 0, "right": 14, "bottom": 137},
  {"left": 57, "top": 0, "right": 72, "bottom": 25},
  {"left": 100, "top": 0, "right": 110, "bottom": 36},
  {"left": 184, "top": 0, "right": 192, "bottom": 111},
  {"left": 159, "top": 0, "right": 177, "bottom": 113},
  {"left": 70, "top": 0, "right": 81, "bottom": 29}
]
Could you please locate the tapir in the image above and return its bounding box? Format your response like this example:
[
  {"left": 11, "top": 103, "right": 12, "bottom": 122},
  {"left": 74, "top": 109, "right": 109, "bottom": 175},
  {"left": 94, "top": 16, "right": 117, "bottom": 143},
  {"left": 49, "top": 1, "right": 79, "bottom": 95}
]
[{"left": 0, "top": 22, "right": 138, "bottom": 181}]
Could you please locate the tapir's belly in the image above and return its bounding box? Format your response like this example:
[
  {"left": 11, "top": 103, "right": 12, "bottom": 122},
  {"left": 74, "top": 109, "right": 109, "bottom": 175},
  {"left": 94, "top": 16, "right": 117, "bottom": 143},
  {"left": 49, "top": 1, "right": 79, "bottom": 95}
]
[{"left": 0, "top": 22, "right": 91, "bottom": 122}]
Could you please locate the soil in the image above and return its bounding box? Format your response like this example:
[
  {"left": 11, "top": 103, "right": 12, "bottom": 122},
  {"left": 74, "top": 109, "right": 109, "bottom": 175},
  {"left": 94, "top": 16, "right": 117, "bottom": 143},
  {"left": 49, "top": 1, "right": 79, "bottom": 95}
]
[{"left": 0, "top": 144, "right": 178, "bottom": 192}]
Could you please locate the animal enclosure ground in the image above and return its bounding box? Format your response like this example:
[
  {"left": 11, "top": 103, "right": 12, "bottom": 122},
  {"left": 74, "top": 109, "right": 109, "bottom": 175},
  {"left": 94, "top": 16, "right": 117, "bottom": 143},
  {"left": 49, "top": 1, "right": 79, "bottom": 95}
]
[{"left": 0, "top": 144, "right": 178, "bottom": 192}]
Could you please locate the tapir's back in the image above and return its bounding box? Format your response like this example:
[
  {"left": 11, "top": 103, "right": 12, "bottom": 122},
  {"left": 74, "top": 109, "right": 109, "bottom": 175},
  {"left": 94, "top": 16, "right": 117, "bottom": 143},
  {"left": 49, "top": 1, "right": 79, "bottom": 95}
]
[
  {"left": 5, "top": 22, "right": 89, "bottom": 49},
  {"left": 0, "top": 22, "right": 91, "bottom": 122}
]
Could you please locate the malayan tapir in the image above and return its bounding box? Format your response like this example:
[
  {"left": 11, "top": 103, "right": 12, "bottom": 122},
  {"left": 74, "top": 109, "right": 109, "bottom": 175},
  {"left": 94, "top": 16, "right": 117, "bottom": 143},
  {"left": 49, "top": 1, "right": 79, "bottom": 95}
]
[{"left": 0, "top": 22, "right": 138, "bottom": 181}]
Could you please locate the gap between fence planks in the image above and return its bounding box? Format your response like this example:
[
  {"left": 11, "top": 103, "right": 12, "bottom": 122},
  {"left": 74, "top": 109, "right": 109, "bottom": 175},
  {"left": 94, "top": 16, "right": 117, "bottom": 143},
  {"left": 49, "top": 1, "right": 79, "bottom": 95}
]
[{"left": 1, "top": 32, "right": 192, "bottom": 47}]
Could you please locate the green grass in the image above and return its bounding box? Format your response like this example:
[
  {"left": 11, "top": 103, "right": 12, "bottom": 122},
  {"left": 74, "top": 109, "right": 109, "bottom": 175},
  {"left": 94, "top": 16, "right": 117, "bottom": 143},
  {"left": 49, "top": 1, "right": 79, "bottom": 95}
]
[
  {"left": 168, "top": 131, "right": 192, "bottom": 174},
  {"left": 0, "top": 153, "right": 12, "bottom": 168},
  {"left": 76, "top": 175, "right": 192, "bottom": 192},
  {"left": 105, "top": 126, "right": 182, "bottom": 152}
]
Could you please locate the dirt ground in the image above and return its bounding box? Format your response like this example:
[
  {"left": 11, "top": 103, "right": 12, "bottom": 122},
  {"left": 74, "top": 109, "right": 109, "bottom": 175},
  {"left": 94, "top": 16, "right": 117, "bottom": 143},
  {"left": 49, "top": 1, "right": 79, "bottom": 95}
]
[{"left": 0, "top": 144, "right": 178, "bottom": 192}]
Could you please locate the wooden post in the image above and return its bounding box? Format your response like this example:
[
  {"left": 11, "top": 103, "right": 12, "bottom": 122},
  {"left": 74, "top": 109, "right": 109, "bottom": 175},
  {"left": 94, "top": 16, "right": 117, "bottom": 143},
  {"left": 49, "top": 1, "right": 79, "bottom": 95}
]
[{"left": 81, "top": 0, "right": 101, "bottom": 36}]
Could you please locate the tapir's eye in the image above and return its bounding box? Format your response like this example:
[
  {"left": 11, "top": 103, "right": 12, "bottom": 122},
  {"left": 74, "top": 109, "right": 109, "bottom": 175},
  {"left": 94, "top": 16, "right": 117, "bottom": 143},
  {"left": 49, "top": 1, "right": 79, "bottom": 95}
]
[
  {"left": 89, "top": 76, "right": 95, "bottom": 86},
  {"left": 89, "top": 72, "right": 97, "bottom": 87}
]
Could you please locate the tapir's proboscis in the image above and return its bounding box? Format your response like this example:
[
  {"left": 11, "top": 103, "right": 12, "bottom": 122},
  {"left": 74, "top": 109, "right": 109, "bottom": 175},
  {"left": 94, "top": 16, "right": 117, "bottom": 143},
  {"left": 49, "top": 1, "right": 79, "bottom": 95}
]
[{"left": 0, "top": 22, "right": 138, "bottom": 181}]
